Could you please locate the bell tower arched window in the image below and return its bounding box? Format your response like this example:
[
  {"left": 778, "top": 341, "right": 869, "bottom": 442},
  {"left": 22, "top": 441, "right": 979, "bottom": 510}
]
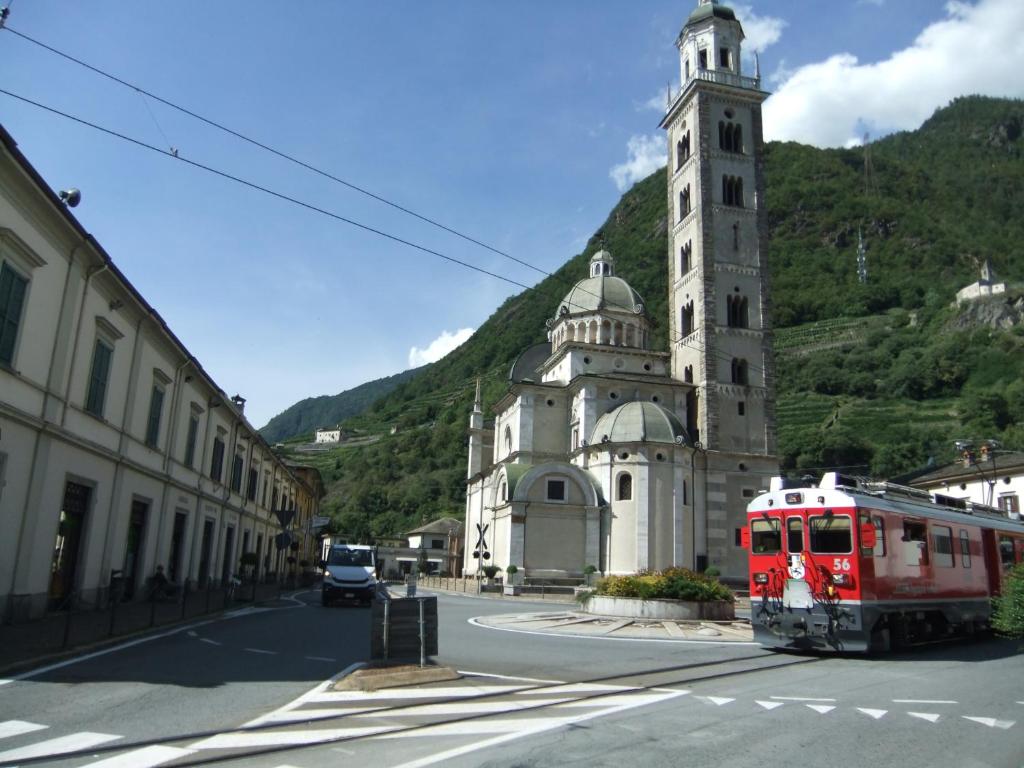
[
  {"left": 731, "top": 358, "right": 749, "bottom": 386},
  {"left": 617, "top": 472, "right": 633, "bottom": 501},
  {"left": 722, "top": 175, "right": 743, "bottom": 207},
  {"left": 726, "top": 294, "right": 749, "bottom": 328},
  {"left": 681, "top": 300, "right": 695, "bottom": 336},
  {"left": 679, "top": 185, "right": 691, "bottom": 221},
  {"left": 718, "top": 121, "right": 743, "bottom": 153},
  {"left": 679, "top": 239, "right": 692, "bottom": 274}
]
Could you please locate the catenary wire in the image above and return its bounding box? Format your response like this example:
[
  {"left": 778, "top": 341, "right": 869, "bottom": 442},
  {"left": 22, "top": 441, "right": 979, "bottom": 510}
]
[{"left": 1, "top": 25, "right": 770, "bottom": 378}]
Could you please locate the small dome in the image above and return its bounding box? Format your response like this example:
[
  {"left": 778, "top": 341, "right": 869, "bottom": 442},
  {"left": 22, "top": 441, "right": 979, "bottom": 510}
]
[
  {"left": 590, "top": 249, "right": 614, "bottom": 265},
  {"left": 592, "top": 401, "right": 691, "bottom": 446},
  {"left": 686, "top": 0, "right": 738, "bottom": 27}
]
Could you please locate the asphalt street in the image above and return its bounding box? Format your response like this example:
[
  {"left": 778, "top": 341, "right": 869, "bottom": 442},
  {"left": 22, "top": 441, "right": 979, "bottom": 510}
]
[{"left": 1, "top": 588, "right": 1022, "bottom": 768}]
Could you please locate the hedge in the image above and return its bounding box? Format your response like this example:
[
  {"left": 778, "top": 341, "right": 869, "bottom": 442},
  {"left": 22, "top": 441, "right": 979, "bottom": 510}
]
[{"left": 595, "top": 568, "right": 733, "bottom": 603}]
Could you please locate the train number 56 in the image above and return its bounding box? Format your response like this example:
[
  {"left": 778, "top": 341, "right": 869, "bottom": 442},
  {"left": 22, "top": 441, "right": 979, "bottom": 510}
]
[{"left": 832, "top": 558, "right": 851, "bottom": 572}]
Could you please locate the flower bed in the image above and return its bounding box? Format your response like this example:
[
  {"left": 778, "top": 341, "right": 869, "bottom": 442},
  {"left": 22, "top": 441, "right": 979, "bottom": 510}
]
[{"left": 583, "top": 567, "right": 734, "bottom": 621}]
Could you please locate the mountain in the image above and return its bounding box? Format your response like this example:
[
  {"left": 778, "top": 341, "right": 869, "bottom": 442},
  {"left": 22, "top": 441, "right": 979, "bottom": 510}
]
[
  {"left": 272, "top": 95, "right": 1024, "bottom": 538},
  {"left": 259, "top": 367, "right": 422, "bottom": 443}
]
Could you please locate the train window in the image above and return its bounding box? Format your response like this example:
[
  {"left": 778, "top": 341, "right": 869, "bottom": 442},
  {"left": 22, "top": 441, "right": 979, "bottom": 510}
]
[
  {"left": 959, "top": 530, "right": 971, "bottom": 568},
  {"left": 809, "top": 515, "right": 852, "bottom": 554},
  {"left": 750, "top": 519, "right": 781, "bottom": 554},
  {"left": 999, "top": 536, "right": 1014, "bottom": 569},
  {"left": 787, "top": 517, "right": 803, "bottom": 553},
  {"left": 932, "top": 526, "right": 954, "bottom": 568},
  {"left": 873, "top": 517, "right": 886, "bottom": 557},
  {"left": 902, "top": 521, "right": 929, "bottom": 567}
]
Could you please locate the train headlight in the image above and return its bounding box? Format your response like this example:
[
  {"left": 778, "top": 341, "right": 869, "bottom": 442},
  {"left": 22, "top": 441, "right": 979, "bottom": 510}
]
[
  {"left": 753, "top": 572, "right": 769, "bottom": 584},
  {"left": 832, "top": 573, "right": 854, "bottom": 588}
]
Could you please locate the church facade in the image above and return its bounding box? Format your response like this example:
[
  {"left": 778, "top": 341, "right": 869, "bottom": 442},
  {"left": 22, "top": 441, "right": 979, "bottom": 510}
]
[{"left": 463, "top": 0, "right": 778, "bottom": 581}]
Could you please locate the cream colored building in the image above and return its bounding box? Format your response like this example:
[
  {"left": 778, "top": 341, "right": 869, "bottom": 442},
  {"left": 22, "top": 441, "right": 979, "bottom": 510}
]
[
  {"left": 0, "top": 124, "right": 322, "bottom": 621},
  {"left": 463, "top": 0, "right": 778, "bottom": 581}
]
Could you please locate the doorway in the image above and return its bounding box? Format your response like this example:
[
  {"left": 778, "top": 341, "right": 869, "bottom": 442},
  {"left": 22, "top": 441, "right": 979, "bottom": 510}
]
[
  {"left": 123, "top": 499, "right": 148, "bottom": 599},
  {"left": 49, "top": 481, "right": 91, "bottom": 610}
]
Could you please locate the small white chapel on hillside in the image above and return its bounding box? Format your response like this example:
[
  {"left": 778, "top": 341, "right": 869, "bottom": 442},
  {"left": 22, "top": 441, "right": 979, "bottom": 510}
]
[{"left": 463, "top": 0, "right": 779, "bottom": 581}]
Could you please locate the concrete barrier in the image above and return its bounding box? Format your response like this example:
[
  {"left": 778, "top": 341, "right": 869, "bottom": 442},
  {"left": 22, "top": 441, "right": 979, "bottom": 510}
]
[{"left": 584, "top": 595, "right": 734, "bottom": 621}]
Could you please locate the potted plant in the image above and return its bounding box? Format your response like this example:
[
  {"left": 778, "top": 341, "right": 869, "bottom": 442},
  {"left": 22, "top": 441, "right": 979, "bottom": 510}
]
[
  {"left": 239, "top": 551, "right": 258, "bottom": 581},
  {"left": 583, "top": 564, "right": 599, "bottom": 587},
  {"left": 482, "top": 564, "right": 499, "bottom": 585},
  {"left": 503, "top": 565, "right": 521, "bottom": 596}
]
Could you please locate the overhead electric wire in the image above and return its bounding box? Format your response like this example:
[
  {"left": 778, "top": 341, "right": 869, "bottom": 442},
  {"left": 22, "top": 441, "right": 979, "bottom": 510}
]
[
  {"left": 0, "top": 87, "right": 535, "bottom": 294},
  {"left": 1, "top": 25, "right": 770, "bottom": 378}
]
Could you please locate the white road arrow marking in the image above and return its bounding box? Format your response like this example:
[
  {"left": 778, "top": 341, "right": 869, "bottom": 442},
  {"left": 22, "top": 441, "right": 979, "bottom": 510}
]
[
  {"left": 806, "top": 704, "right": 835, "bottom": 714},
  {"left": 0, "top": 721, "right": 48, "bottom": 740},
  {"left": 704, "top": 696, "right": 735, "bottom": 707},
  {"left": 756, "top": 701, "right": 784, "bottom": 710},
  {"left": 0, "top": 732, "right": 122, "bottom": 762},
  {"left": 856, "top": 708, "right": 888, "bottom": 720},
  {"left": 908, "top": 712, "right": 940, "bottom": 723},
  {"left": 962, "top": 716, "right": 1015, "bottom": 729}
]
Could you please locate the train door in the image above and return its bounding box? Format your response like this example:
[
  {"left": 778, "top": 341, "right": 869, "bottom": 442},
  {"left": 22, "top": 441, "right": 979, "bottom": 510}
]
[
  {"left": 786, "top": 515, "right": 805, "bottom": 575},
  {"left": 981, "top": 529, "right": 1002, "bottom": 596}
]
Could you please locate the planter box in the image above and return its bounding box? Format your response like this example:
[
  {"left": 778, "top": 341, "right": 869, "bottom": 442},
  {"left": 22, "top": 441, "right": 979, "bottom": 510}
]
[
  {"left": 584, "top": 595, "right": 733, "bottom": 621},
  {"left": 503, "top": 584, "right": 522, "bottom": 596}
]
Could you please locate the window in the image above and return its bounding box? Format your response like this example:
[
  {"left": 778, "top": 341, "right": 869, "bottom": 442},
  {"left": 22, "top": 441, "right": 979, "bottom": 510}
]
[
  {"left": 675, "top": 131, "right": 691, "bottom": 169},
  {"left": 145, "top": 385, "right": 165, "bottom": 448},
  {"left": 933, "top": 525, "right": 954, "bottom": 567},
  {"left": 787, "top": 517, "right": 803, "bottom": 553},
  {"left": 809, "top": 515, "right": 852, "bottom": 554},
  {"left": 999, "top": 495, "right": 1020, "bottom": 514},
  {"left": 999, "top": 535, "right": 1014, "bottom": 569},
  {"left": 500, "top": 482, "right": 507, "bottom": 501},
  {"left": 867, "top": 516, "right": 886, "bottom": 557},
  {"left": 718, "top": 121, "right": 743, "bottom": 153},
  {"left": 959, "top": 529, "right": 971, "bottom": 568},
  {"left": 504, "top": 426, "right": 512, "bottom": 455},
  {"left": 679, "top": 240, "right": 692, "bottom": 273},
  {"left": 719, "top": 46, "right": 731, "bottom": 69},
  {"left": 737, "top": 401, "right": 745, "bottom": 416},
  {"left": 902, "top": 520, "right": 929, "bottom": 566},
  {"left": 0, "top": 263, "right": 28, "bottom": 367},
  {"left": 684, "top": 364, "right": 693, "bottom": 384},
  {"left": 731, "top": 358, "right": 749, "bottom": 385},
  {"left": 546, "top": 479, "right": 567, "bottom": 502},
  {"left": 261, "top": 473, "right": 269, "bottom": 507},
  {"left": 230, "top": 453, "right": 244, "bottom": 493},
  {"left": 210, "top": 437, "right": 225, "bottom": 483},
  {"left": 698, "top": 48, "right": 708, "bottom": 69},
  {"left": 431, "top": 538, "right": 444, "bottom": 549},
  {"left": 750, "top": 518, "right": 781, "bottom": 554},
  {"left": 722, "top": 175, "right": 744, "bottom": 207},
  {"left": 681, "top": 300, "right": 695, "bottom": 336},
  {"left": 727, "top": 295, "right": 749, "bottom": 328},
  {"left": 617, "top": 472, "right": 633, "bottom": 501},
  {"left": 679, "top": 185, "right": 691, "bottom": 218},
  {"left": 84, "top": 338, "right": 113, "bottom": 417},
  {"left": 184, "top": 413, "right": 199, "bottom": 468},
  {"left": 684, "top": 58, "right": 690, "bottom": 80},
  {"left": 247, "top": 468, "right": 258, "bottom": 501}
]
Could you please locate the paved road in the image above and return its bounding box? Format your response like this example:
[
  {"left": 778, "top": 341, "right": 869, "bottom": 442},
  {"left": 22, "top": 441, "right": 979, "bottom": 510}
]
[{"left": 2, "top": 588, "right": 1022, "bottom": 768}]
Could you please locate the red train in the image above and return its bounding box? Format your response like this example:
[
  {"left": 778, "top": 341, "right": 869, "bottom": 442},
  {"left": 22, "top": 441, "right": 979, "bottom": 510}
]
[{"left": 744, "top": 472, "right": 1024, "bottom": 652}]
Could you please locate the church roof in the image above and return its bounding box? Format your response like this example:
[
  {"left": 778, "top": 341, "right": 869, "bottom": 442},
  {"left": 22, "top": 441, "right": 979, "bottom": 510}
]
[
  {"left": 556, "top": 275, "right": 645, "bottom": 318},
  {"left": 592, "top": 401, "right": 691, "bottom": 446},
  {"left": 686, "top": 0, "right": 738, "bottom": 27}
]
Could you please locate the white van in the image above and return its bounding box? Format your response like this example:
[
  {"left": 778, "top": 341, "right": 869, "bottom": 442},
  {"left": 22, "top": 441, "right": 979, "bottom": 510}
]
[{"left": 321, "top": 544, "right": 377, "bottom": 606}]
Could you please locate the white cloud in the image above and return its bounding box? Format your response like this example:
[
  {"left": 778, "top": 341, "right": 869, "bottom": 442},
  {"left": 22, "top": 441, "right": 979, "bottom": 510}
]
[
  {"left": 639, "top": 89, "right": 670, "bottom": 112},
  {"left": 408, "top": 327, "right": 474, "bottom": 368},
  {"left": 732, "top": 4, "right": 787, "bottom": 56},
  {"left": 764, "top": 0, "right": 1024, "bottom": 147},
  {"left": 610, "top": 134, "right": 667, "bottom": 191}
]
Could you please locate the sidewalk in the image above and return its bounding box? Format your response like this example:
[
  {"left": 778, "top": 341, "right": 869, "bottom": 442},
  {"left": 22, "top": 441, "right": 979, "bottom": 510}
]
[{"left": 0, "top": 582, "right": 282, "bottom": 677}]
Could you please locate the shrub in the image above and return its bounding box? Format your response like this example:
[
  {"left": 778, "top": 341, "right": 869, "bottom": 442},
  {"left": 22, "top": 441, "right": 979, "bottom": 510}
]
[
  {"left": 583, "top": 564, "right": 598, "bottom": 575},
  {"left": 993, "top": 563, "right": 1024, "bottom": 638},
  {"left": 482, "top": 564, "right": 499, "bottom": 579},
  {"left": 594, "top": 568, "right": 733, "bottom": 603},
  {"left": 703, "top": 566, "right": 720, "bottom": 580},
  {"left": 505, "top": 565, "right": 518, "bottom": 575}
]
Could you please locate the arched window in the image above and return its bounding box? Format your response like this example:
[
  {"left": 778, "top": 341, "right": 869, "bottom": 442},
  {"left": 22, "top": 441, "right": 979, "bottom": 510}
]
[
  {"left": 676, "top": 139, "right": 684, "bottom": 170},
  {"left": 723, "top": 175, "right": 743, "bottom": 207},
  {"left": 726, "top": 295, "right": 749, "bottom": 328},
  {"left": 681, "top": 301, "right": 695, "bottom": 336},
  {"left": 684, "top": 365, "right": 694, "bottom": 384},
  {"left": 617, "top": 472, "right": 633, "bottom": 501},
  {"left": 719, "top": 121, "right": 743, "bottom": 153},
  {"left": 500, "top": 482, "right": 507, "bottom": 502},
  {"left": 504, "top": 425, "right": 512, "bottom": 455},
  {"left": 679, "top": 239, "right": 692, "bottom": 273},
  {"left": 679, "top": 185, "right": 691, "bottom": 221},
  {"left": 731, "top": 358, "right": 749, "bottom": 386}
]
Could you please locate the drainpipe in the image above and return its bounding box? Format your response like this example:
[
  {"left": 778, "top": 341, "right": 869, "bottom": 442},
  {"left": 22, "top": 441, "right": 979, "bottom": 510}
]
[
  {"left": 61, "top": 261, "right": 108, "bottom": 429},
  {"left": 41, "top": 240, "right": 85, "bottom": 422}
]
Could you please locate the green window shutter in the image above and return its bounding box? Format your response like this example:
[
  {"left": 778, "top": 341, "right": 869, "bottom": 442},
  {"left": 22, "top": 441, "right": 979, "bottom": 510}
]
[
  {"left": 85, "top": 339, "right": 113, "bottom": 416},
  {"left": 0, "top": 264, "right": 29, "bottom": 366},
  {"left": 145, "top": 386, "right": 164, "bottom": 447},
  {"left": 184, "top": 416, "right": 198, "bottom": 467},
  {"left": 211, "top": 438, "right": 224, "bottom": 481}
]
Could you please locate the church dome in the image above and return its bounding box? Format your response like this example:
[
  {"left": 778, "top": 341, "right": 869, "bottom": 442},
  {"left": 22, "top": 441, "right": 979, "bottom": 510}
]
[
  {"left": 686, "top": 0, "right": 738, "bottom": 27},
  {"left": 591, "top": 401, "right": 691, "bottom": 446},
  {"left": 554, "top": 249, "right": 645, "bottom": 319}
]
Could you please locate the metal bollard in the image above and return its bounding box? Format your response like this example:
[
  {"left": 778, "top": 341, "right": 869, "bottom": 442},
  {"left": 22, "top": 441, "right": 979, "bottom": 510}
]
[
  {"left": 382, "top": 599, "right": 390, "bottom": 662},
  {"left": 418, "top": 598, "right": 426, "bottom": 669}
]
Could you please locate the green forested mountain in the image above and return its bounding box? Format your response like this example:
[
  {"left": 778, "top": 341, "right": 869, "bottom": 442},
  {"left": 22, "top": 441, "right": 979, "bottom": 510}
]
[
  {"left": 273, "top": 95, "right": 1024, "bottom": 538},
  {"left": 259, "top": 367, "right": 421, "bottom": 443}
]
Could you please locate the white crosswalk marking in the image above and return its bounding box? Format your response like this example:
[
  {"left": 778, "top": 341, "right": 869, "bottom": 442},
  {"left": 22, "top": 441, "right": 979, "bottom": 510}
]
[
  {"left": 303, "top": 684, "right": 527, "bottom": 703},
  {"left": 907, "top": 712, "right": 941, "bottom": 723},
  {"left": 80, "top": 745, "right": 195, "bottom": 767},
  {"left": 0, "top": 731, "right": 121, "bottom": 762},
  {"left": 0, "top": 720, "right": 47, "bottom": 739},
  {"left": 358, "top": 697, "right": 573, "bottom": 717},
  {"left": 857, "top": 708, "right": 888, "bottom": 719},
  {"left": 191, "top": 725, "right": 399, "bottom": 749},
  {"left": 963, "top": 716, "right": 1015, "bottom": 729}
]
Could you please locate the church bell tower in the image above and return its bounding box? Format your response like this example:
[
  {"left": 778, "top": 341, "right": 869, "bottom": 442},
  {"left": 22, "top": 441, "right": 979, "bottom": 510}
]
[{"left": 661, "top": 0, "right": 775, "bottom": 457}]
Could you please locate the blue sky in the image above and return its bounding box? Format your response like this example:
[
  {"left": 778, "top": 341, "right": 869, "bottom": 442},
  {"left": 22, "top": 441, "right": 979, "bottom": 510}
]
[{"left": 2, "top": 0, "right": 1021, "bottom": 428}]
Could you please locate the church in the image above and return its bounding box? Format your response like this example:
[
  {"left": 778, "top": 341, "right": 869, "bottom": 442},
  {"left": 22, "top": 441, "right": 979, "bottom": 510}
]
[{"left": 463, "top": 0, "right": 778, "bottom": 581}]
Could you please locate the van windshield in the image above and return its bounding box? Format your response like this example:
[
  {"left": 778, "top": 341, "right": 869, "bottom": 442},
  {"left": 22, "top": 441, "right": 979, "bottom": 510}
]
[{"left": 328, "top": 548, "right": 374, "bottom": 567}]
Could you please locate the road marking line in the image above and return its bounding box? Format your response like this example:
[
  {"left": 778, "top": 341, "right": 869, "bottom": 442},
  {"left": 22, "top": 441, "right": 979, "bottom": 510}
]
[
  {"left": 79, "top": 744, "right": 195, "bottom": 767},
  {"left": 907, "top": 712, "right": 941, "bottom": 723},
  {"left": 893, "top": 699, "right": 957, "bottom": 704},
  {"left": 770, "top": 696, "right": 836, "bottom": 702},
  {"left": 0, "top": 732, "right": 122, "bottom": 762},
  {"left": 467, "top": 617, "right": 759, "bottom": 646},
  {"left": 259, "top": 706, "right": 387, "bottom": 724},
  {"left": 187, "top": 631, "right": 197, "bottom": 637},
  {"left": 381, "top": 715, "right": 594, "bottom": 738},
  {"left": 304, "top": 656, "right": 337, "bottom": 663},
  {"left": 756, "top": 701, "right": 784, "bottom": 710},
  {"left": 857, "top": 708, "right": 888, "bottom": 720},
  {"left": 456, "top": 670, "right": 565, "bottom": 684},
  {"left": 303, "top": 685, "right": 529, "bottom": 703},
  {"left": 355, "top": 698, "right": 573, "bottom": 717},
  {"left": 385, "top": 689, "right": 688, "bottom": 768},
  {"left": 962, "top": 716, "right": 1015, "bottom": 729},
  {"left": 0, "top": 720, "right": 48, "bottom": 739},
  {"left": 702, "top": 696, "right": 735, "bottom": 707},
  {"left": 243, "top": 647, "right": 277, "bottom": 655},
  {"left": 199, "top": 638, "right": 222, "bottom": 646},
  {"left": 806, "top": 704, "right": 835, "bottom": 715},
  {"left": 520, "top": 683, "right": 636, "bottom": 695},
  {"left": 191, "top": 725, "right": 399, "bottom": 749}
]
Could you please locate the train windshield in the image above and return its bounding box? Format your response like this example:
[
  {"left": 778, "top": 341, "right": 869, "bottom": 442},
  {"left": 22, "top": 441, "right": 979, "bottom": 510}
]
[
  {"left": 809, "top": 515, "right": 853, "bottom": 554},
  {"left": 786, "top": 518, "right": 803, "bottom": 553},
  {"left": 750, "top": 518, "right": 781, "bottom": 553}
]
